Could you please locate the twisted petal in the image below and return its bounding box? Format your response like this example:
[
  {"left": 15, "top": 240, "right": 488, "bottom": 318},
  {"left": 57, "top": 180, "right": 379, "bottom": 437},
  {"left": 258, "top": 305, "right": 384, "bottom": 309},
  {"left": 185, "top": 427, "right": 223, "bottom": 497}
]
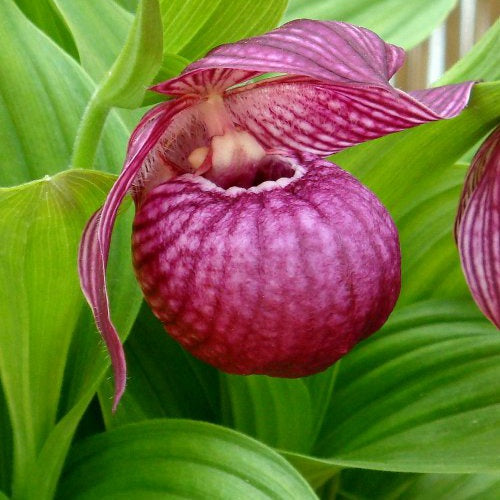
[
  {"left": 152, "top": 18, "right": 474, "bottom": 157},
  {"left": 455, "top": 126, "right": 500, "bottom": 328},
  {"left": 78, "top": 96, "right": 197, "bottom": 410},
  {"left": 153, "top": 19, "right": 405, "bottom": 96}
]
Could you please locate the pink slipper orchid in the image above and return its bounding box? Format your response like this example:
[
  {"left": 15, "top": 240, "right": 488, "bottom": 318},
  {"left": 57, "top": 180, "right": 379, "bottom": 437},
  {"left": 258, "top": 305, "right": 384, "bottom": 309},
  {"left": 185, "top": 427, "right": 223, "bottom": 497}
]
[
  {"left": 455, "top": 126, "right": 500, "bottom": 329},
  {"left": 79, "top": 19, "right": 475, "bottom": 410}
]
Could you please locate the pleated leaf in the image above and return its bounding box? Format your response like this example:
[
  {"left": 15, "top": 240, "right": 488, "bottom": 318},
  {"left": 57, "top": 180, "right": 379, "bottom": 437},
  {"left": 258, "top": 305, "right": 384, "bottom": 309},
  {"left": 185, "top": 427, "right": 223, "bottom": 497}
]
[
  {"left": 400, "top": 473, "right": 500, "bottom": 500},
  {"left": 337, "top": 469, "right": 500, "bottom": 500},
  {"left": 97, "top": 303, "right": 220, "bottom": 428},
  {"left": 0, "top": 384, "right": 12, "bottom": 496},
  {"left": 314, "top": 300, "right": 500, "bottom": 473},
  {"left": 223, "top": 366, "right": 338, "bottom": 455},
  {"left": 53, "top": 0, "right": 133, "bottom": 83},
  {"left": 0, "top": 169, "right": 142, "bottom": 498},
  {"left": 96, "top": 0, "right": 163, "bottom": 109},
  {"left": 0, "top": 0, "right": 129, "bottom": 186},
  {"left": 13, "top": 0, "right": 78, "bottom": 58},
  {"left": 162, "top": 0, "right": 288, "bottom": 61},
  {"left": 57, "top": 420, "right": 317, "bottom": 499}
]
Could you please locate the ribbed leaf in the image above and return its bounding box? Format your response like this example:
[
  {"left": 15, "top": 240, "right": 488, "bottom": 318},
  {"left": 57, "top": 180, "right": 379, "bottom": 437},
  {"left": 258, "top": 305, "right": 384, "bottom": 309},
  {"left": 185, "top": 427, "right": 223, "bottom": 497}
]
[
  {"left": 337, "top": 468, "right": 415, "bottom": 499},
  {"left": 0, "top": 0, "right": 129, "bottom": 185},
  {"left": 400, "top": 473, "right": 500, "bottom": 499},
  {"left": 97, "top": 0, "right": 163, "bottom": 109},
  {"left": 114, "top": 0, "right": 138, "bottom": 11},
  {"left": 0, "top": 169, "right": 142, "bottom": 498},
  {"left": 224, "top": 376, "right": 314, "bottom": 454},
  {"left": 283, "top": 0, "right": 457, "bottom": 50},
  {"left": 162, "top": 0, "right": 288, "bottom": 61},
  {"left": 223, "top": 366, "right": 338, "bottom": 455},
  {"left": 13, "top": 0, "right": 78, "bottom": 58},
  {"left": 282, "top": 451, "right": 341, "bottom": 490},
  {"left": 57, "top": 420, "right": 318, "bottom": 499},
  {"left": 396, "top": 162, "right": 469, "bottom": 303},
  {"left": 339, "top": 469, "right": 500, "bottom": 500},
  {"left": 314, "top": 300, "right": 500, "bottom": 473},
  {"left": 53, "top": 0, "right": 133, "bottom": 83},
  {"left": 0, "top": 171, "right": 110, "bottom": 494},
  {"left": 0, "top": 383, "right": 12, "bottom": 496}
]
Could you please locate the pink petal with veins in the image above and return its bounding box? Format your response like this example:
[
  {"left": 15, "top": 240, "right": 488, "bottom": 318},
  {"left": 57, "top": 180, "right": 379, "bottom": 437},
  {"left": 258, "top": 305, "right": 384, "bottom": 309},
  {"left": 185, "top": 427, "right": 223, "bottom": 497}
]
[
  {"left": 223, "top": 78, "right": 475, "bottom": 157},
  {"left": 456, "top": 126, "right": 500, "bottom": 328},
  {"left": 153, "top": 19, "right": 405, "bottom": 96},
  {"left": 78, "top": 96, "right": 197, "bottom": 410}
]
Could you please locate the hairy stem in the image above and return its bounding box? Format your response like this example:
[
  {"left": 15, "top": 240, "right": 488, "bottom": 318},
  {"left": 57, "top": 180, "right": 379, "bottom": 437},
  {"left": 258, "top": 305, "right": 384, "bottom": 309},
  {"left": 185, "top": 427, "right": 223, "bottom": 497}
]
[{"left": 70, "top": 90, "right": 110, "bottom": 169}]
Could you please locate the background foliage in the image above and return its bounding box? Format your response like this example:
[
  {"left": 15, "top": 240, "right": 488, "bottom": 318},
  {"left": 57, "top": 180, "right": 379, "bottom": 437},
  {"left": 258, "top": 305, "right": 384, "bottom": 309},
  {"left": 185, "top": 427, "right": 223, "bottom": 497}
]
[{"left": 0, "top": 0, "right": 498, "bottom": 498}]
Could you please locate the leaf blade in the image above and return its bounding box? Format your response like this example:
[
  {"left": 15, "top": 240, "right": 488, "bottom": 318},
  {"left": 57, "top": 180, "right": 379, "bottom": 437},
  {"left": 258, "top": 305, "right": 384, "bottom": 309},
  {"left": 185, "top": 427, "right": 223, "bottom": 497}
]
[
  {"left": 57, "top": 419, "right": 318, "bottom": 499},
  {"left": 315, "top": 300, "right": 500, "bottom": 473}
]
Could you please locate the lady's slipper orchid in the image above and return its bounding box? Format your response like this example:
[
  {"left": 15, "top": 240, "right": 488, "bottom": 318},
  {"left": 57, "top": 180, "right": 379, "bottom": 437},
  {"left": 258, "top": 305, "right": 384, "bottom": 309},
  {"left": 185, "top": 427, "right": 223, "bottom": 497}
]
[
  {"left": 79, "top": 19, "right": 475, "bottom": 409},
  {"left": 455, "top": 126, "right": 500, "bottom": 328}
]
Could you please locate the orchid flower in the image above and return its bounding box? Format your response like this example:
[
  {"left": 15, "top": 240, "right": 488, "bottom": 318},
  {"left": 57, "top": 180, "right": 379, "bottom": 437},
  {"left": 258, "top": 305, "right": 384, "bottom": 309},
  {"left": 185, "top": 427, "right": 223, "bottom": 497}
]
[
  {"left": 455, "top": 125, "right": 499, "bottom": 328},
  {"left": 79, "top": 19, "right": 475, "bottom": 410}
]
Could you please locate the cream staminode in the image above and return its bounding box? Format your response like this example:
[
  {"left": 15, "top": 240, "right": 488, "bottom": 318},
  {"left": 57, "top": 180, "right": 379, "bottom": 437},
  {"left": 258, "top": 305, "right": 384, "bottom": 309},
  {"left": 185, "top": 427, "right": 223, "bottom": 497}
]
[{"left": 189, "top": 94, "right": 266, "bottom": 188}]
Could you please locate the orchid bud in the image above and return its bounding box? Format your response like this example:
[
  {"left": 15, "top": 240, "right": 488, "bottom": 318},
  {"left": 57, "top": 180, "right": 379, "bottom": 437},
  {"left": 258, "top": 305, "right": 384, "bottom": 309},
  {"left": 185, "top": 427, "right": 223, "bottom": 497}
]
[
  {"left": 79, "top": 20, "right": 475, "bottom": 409},
  {"left": 455, "top": 126, "right": 500, "bottom": 328}
]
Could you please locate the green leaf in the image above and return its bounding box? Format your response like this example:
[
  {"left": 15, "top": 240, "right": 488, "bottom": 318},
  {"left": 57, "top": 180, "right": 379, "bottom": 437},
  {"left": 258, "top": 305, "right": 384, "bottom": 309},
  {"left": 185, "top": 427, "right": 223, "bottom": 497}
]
[
  {"left": 0, "top": 170, "right": 142, "bottom": 498},
  {"left": 224, "top": 375, "right": 315, "bottom": 454},
  {"left": 0, "top": 170, "right": 110, "bottom": 493},
  {"left": 337, "top": 468, "right": 415, "bottom": 499},
  {"left": 161, "top": 0, "right": 288, "bottom": 61},
  {"left": 114, "top": 0, "right": 139, "bottom": 12},
  {"left": 222, "top": 365, "right": 338, "bottom": 455},
  {"left": 400, "top": 473, "right": 500, "bottom": 499},
  {"left": 438, "top": 19, "right": 500, "bottom": 85},
  {"left": 97, "top": 0, "right": 163, "bottom": 108},
  {"left": 57, "top": 419, "right": 318, "bottom": 499},
  {"left": 282, "top": 0, "right": 457, "bottom": 49},
  {"left": 53, "top": 0, "right": 133, "bottom": 84},
  {"left": 338, "top": 469, "right": 500, "bottom": 500},
  {"left": 0, "top": 383, "right": 12, "bottom": 496},
  {"left": 395, "top": 162, "right": 469, "bottom": 303},
  {"left": 97, "top": 303, "right": 220, "bottom": 427},
  {"left": 69, "top": 0, "right": 162, "bottom": 168},
  {"left": 13, "top": 0, "right": 79, "bottom": 58},
  {"left": 314, "top": 300, "right": 500, "bottom": 473},
  {"left": 0, "top": 0, "right": 129, "bottom": 185},
  {"left": 282, "top": 451, "right": 341, "bottom": 490}
]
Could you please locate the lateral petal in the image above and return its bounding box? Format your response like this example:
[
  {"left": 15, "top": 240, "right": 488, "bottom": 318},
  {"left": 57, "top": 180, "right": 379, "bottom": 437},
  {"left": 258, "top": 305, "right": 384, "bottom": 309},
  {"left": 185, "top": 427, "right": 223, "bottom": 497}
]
[
  {"left": 78, "top": 97, "right": 196, "bottom": 410},
  {"left": 153, "top": 19, "right": 405, "bottom": 96},
  {"left": 456, "top": 126, "right": 500, "bottom": 328},
  {"left": 222, "top": 77, "right": 475, "bottom": 157}
]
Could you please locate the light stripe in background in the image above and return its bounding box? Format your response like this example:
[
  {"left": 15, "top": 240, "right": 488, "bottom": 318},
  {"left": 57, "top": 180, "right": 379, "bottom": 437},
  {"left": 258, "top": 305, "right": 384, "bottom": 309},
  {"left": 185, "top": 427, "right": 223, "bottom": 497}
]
[{"left": 395, "top": 0, "right": 499, "bottom": 90}]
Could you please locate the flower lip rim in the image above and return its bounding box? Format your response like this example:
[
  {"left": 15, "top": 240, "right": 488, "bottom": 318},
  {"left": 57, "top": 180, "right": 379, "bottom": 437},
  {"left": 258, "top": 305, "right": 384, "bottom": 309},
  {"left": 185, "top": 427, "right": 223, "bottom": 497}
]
[{"left": 144, "top": 157, "right": 308, "bottom": 198}]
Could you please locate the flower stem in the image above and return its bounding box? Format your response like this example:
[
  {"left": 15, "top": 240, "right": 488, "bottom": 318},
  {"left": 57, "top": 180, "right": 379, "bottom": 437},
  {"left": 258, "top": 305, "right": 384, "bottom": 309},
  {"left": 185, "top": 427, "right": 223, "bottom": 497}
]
[{"left": 70, "top": 90, "right": 110, "bottom": 169}]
